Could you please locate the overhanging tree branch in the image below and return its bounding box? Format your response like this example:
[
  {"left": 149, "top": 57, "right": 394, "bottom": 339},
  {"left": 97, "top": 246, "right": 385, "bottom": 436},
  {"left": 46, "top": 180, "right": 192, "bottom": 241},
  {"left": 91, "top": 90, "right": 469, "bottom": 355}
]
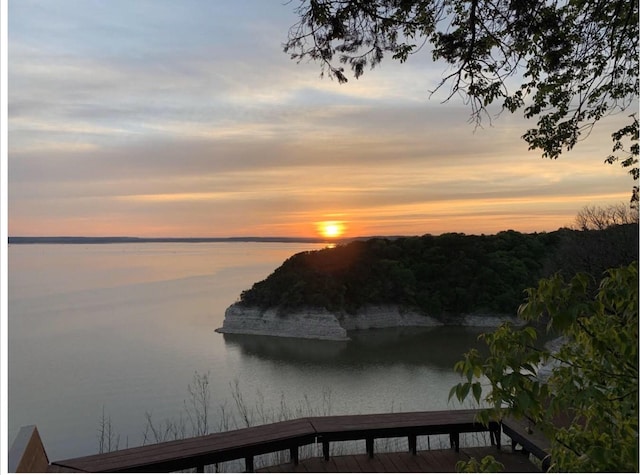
[{"left": 284, "top": 0, "right": 638, "bottom": 197}]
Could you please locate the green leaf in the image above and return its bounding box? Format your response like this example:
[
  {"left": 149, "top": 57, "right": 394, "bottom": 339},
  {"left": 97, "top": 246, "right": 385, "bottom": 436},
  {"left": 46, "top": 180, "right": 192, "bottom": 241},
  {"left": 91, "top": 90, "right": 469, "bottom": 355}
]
[
  {"left": 472, "top": 382, "right": 482, "bottom": 403},
  {"left": 448, "top": 385, "right": 458, "bottom": 402}
]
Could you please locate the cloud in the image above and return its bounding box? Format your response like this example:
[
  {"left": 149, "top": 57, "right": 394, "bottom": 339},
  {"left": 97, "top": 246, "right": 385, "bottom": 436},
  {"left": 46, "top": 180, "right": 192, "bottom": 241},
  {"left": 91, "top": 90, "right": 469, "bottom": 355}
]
[{"left": 8, "top": 1, "right": 636, "bottom": 237}]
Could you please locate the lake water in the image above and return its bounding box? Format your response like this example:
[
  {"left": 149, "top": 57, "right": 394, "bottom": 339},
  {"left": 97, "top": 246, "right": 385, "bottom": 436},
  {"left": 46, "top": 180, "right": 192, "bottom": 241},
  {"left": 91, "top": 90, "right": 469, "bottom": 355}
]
[{"left": 8, "top": 242, "right": 491, "bottom": 462}]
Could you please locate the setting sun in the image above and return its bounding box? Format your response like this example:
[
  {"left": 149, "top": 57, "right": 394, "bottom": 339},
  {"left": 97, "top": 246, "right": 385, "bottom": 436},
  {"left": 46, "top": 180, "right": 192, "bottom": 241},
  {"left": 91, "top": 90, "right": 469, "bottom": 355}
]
[{"left": 318, "top": 221, "right": 345, "bottom": 239}]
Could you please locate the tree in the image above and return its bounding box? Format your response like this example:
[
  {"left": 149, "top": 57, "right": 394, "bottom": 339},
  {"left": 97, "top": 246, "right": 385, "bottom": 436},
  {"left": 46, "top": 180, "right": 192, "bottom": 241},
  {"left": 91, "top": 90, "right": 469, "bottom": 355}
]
[
  {"left": 574, "top": 202, "right": 639, "bottom": 231},
  {"left": 551, "top": 204, "right": 639, "bottom": 282},
  {"left": 450, "top": 261, "right": 638, "bottom": 471},
  {"left": 284, "top": 0, "right": 638, "bottom": 202}
]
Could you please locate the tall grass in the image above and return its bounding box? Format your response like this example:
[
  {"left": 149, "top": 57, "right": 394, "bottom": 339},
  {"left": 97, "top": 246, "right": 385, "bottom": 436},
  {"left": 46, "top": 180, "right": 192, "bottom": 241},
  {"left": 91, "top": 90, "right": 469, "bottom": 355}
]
[
  {"left": 97, "top": 406, "right": 121, "bottom": 453},
  {"left": 98, "top": 372, "right": 334, "bottom": 471}
]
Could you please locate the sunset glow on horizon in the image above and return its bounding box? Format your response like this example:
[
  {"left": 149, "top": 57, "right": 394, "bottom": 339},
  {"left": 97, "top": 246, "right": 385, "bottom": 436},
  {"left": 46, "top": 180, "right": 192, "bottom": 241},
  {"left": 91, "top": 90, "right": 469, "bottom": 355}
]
[
  {"left": 7, "top": 1, "right": 637, "bottom": 239},
  {"left": 317, "top": 221, "right": 346, "bottom": 239}
]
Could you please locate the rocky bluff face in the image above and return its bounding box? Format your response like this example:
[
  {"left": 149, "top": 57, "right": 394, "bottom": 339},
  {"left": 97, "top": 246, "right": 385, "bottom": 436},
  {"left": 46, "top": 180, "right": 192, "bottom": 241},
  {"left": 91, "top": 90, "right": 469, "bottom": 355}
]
[
  {"left": 216, "top": 304, "right": 524, "bottom": 341},
  {"left": 216, "top": 305, "right": 445, "bottom": 341},
  {"left": 216, "top": 305, "right": 350, "bottom": 341}
]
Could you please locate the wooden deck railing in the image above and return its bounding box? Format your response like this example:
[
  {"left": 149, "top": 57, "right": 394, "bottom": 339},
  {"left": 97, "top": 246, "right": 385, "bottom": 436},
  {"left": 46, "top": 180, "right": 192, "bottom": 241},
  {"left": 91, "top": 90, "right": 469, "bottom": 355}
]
[
  {"left": 502, "top": 415, "right": 552, "bottom": 471},
  {"left": 8, "top": 425, "right": 50, "bottom": 473},
  {"left": 12, "top": 409, "right": 503, "bottom": 473}
]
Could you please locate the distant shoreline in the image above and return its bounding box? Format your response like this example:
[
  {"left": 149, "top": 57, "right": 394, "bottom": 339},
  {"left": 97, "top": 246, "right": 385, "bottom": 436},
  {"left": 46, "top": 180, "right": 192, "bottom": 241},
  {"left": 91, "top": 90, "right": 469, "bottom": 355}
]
[{"left": 8, "top": 236, "right": 337, "bottom": 245}]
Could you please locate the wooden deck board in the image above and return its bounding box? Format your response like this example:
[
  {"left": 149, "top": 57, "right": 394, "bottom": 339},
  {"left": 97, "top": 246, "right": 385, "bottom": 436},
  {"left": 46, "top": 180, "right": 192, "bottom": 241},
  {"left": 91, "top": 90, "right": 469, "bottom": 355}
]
[
  {"left": 259, "top": 447, "right": 540, "bottom": 473},
  {"left": 360, "top": 453, "right": 387, "bottom": 472},
  {"left": 309, "top": 409, "right": 487, "bottom": 431},
  {"left": 462, "top": 446, "right": 542, "bottom": 472},
  {"left": 341, "top": 454, "right": 363, "bottom": 473},
  {"left": 376, "top": 453, "right": 398, "bottom": 472},
  {"left": 384, "top": 451, "right": 412, "bottom": 472},
  {"left": 296, "top": 456, "right": 325, "bottom": 473},
  {"left": 400, "top": 452, "right": 429, "bottom": 472}
]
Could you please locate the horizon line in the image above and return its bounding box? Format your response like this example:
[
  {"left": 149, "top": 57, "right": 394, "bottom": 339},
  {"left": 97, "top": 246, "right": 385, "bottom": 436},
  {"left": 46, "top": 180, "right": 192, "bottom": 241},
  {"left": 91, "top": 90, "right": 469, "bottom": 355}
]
[
  {"left": 8, "top": 236, "right": 339, "bottom": 244},
  {"left": 6, "top": 226, "right": 583, "bottom": 244}
]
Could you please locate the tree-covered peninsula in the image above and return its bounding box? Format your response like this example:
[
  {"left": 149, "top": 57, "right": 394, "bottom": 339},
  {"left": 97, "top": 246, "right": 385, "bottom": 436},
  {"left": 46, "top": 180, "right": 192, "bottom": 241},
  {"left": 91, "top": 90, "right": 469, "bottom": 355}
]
[{"left": 235, "top": 224, "right": 638, "bottom": 320}]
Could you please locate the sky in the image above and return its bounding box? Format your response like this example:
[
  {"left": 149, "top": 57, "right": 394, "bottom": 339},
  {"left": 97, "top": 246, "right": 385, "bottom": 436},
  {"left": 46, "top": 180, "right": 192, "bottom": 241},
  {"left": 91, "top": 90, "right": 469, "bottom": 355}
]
[{"left": 6, "top": 0, "right": 636, "bottom": 239}]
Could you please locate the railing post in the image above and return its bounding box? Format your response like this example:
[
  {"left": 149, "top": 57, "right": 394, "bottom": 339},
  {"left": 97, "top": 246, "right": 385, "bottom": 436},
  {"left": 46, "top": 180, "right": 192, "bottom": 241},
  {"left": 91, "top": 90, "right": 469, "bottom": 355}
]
[
  {"left": 366, "top": 437, "right": 374, "bottom": 458},
  {"left": 322, "top": 440, "right": 330, "bottom": 461},
  {"left": 245, "top": 456, "right": 254, "bottom": 473},
  {"left": 450, "top": 432, "right": 460, "bottom": 452},
  {"left": 408, "top": 434, "right": 417, "bottom": 455},
  {"left": 289, "top": 445, "right": 299, "bottom": 465}
]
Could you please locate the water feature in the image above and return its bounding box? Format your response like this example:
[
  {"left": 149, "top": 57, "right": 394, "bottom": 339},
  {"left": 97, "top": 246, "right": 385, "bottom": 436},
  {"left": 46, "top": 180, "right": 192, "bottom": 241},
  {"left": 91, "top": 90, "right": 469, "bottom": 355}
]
[{"left": 8, "top": 242, "right": 492, "bottom": 461}]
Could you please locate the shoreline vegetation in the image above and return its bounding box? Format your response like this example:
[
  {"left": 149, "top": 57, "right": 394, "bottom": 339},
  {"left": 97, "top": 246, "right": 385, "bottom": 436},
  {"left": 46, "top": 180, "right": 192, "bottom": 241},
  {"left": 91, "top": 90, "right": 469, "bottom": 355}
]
[{"left": 218, "top": 225, "right": 638, "bottom": 340}]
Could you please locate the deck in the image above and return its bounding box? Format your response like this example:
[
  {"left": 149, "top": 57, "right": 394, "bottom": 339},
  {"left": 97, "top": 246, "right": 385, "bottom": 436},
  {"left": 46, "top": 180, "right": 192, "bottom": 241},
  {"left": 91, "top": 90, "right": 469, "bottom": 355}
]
[
  {"left": 259, "top": 446, "right": 540, "bottom": 472},
  {"left": 10, "top": 409, "right": 550, "bottom": 473}
]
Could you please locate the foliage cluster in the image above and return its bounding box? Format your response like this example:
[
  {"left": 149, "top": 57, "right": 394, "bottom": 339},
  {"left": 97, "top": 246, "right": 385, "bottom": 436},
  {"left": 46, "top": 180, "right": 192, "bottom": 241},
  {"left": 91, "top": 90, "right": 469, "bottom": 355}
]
[
  {"left": 451, "top": 261, "right": 638, "bottom": 471},
  {"left": 237, "top": 224, "right": 637, "bottom": 319}
]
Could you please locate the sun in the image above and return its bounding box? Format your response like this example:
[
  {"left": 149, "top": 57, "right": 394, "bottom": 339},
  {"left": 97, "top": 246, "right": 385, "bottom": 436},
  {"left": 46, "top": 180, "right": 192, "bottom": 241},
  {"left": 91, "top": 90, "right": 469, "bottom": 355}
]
[{"left": 318, "top": 221, "right": 345, "bottom": 239}]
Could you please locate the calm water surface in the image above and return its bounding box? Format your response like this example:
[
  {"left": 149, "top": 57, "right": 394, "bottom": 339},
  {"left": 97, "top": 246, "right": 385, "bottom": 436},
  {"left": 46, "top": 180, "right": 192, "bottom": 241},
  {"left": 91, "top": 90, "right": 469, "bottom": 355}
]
[{"left": 8, "top": 243, "right": 489, "bottom": 461}]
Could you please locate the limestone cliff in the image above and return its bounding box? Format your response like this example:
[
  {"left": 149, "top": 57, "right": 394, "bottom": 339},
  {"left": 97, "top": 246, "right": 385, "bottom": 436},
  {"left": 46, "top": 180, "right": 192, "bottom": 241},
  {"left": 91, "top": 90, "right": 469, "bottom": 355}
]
[
  {"left": 216, "top": 305, "right": 350, "bottom": 340},
  {"left": 216, "top": 304, "right": 443, "bottom": 341}
]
